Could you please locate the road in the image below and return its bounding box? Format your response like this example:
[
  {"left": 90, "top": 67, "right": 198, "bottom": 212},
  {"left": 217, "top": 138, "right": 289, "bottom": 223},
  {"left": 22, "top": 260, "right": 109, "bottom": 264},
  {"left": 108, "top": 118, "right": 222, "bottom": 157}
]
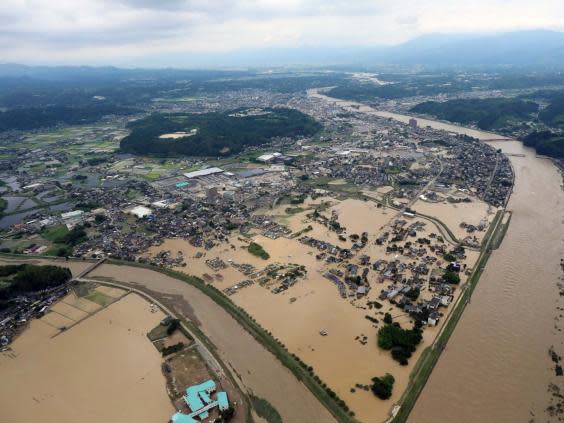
[{"left": 77, "top": 276, "right": 225, "bottom": 378}]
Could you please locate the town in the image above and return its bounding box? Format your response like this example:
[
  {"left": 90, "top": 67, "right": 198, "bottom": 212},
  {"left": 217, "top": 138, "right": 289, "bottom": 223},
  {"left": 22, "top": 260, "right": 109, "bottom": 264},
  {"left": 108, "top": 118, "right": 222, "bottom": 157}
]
[{"left": 0, "top": 83, "right": 515, "bottom": 422}]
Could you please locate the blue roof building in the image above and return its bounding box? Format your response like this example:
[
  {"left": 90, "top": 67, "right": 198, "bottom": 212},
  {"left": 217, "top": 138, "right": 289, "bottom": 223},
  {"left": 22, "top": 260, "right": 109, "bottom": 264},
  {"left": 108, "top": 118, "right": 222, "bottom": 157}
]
[{"left": 172, "top": 379, "right": 229, "bottom": 422}]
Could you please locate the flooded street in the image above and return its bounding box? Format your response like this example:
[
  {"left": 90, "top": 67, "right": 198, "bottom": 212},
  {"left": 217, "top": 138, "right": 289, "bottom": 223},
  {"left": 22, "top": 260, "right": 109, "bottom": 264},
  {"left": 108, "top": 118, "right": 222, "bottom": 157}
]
[
  {"left": 311, "top": 89, "right": 564, "bottom": 422},
  {"left": 411, "top": 140, "right": 564, "bottom": 423}
]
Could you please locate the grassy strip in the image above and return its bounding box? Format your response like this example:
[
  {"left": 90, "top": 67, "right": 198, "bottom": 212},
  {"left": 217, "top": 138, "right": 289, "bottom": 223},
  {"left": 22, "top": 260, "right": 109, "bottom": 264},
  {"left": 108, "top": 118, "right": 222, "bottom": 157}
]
[
  {"left": 249, "top": 395, "right": 283, "bottom": 423},
  {"left": 105, "top": 259, "right": 359, "bottom": 423},
  {"left": 490, "top": 212, "right": 512, "bottom": 250},
  {"left": 390, "top": 208, "right": 506, "bottom": 423}
]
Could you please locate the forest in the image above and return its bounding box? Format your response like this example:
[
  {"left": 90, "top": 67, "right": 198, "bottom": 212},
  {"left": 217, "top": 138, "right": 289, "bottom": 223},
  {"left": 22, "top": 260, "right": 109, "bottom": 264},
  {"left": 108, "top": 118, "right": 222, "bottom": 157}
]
[
  {"left": 120, "top": 108, "right": 321, "bottom": 157},
  {"left": 409, "top": 98, "right": 539, "bottom": 130},
  {"left": 522, "top": 130, "right": 564, "bottom": 158},
  {"left": 0, "top": 264, "right": 72, "bottom": 309}
]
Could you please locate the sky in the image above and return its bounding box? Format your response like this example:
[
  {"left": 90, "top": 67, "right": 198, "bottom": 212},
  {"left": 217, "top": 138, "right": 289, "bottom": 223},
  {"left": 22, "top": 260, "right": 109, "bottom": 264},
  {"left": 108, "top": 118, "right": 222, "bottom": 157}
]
[{"left": 1, "top": 0, "right": 564, "bottom": 66}]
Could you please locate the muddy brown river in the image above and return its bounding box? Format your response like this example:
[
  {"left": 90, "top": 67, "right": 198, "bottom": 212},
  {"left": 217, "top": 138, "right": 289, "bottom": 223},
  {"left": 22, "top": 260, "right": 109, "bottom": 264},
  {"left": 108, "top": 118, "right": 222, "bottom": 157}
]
[
  {"left": 411, "top": 140, "right": 564, "bottom": 423},
  {"left": 2, "top": 93, "right": 563, "bottom": 422},
  {"left": 310, "top": 90, "right": 564, "bottom": 422}
]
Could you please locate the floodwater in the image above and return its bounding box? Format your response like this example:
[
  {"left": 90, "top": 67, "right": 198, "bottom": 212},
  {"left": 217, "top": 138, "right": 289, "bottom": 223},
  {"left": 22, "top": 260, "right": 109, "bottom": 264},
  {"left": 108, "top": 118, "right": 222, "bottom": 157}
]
[
  {"left": 308, "top": 89, "right": 509, "bottom": 141},
  {"left": 89, "top": 263, "right": 338, "bottom": 423},
  {"left": 412, "top": 197, "right": 496, "bottom": 242},
  {"left": 0, "top": 201, "right": 73, "bottom": 229},
  {"left": 0, "top": 209, "right": 40, "bottom": 229},
  {"left": 0, "top": 293, "right": 173, "bottom": 423},
  {"left": 311, "top": 89, "right": 564, "bottom": 422},
  {"left": 2, "top": 196, "right": 28, "bottom": 213},
  {"left": 411, "top": 140, "right": 564, "bottom": 423},
  {"left": 145, "top": 198, "right": 479, "bottom": 422}
]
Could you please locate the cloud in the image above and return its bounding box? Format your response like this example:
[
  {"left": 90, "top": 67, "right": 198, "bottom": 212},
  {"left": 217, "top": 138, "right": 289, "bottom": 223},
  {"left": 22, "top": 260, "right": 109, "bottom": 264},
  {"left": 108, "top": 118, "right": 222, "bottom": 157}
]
[{"left": 0, "top": 0, "right": 563, "bottom": 65}]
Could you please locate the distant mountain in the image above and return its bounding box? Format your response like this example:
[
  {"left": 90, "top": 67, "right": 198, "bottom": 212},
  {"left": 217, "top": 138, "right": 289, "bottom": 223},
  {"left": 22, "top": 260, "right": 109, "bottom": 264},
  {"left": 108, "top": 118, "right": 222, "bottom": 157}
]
[
  {"left": 2, "top": 30, "right": 564, "bottom": 69},
  {"left": 385, "top": 30, "right": 564, "bottom": 66},
  {"left": 131, "top": 30, "right": 564, "bottom": 68}
]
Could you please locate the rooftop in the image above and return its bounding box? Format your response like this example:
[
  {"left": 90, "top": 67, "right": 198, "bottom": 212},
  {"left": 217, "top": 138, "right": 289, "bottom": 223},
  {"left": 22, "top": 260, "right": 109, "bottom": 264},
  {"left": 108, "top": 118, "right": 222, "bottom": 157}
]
[{"left": 184, "top": 167, "right": 224, "bottom": 179}]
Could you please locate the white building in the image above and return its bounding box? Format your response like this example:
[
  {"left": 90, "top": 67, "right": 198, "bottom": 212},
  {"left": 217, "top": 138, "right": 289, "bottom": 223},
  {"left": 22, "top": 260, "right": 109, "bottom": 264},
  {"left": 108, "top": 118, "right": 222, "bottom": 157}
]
[
  {"left": 129, "top": 205, "right": 152, "bottom": 218},
  {"left": 184, "top": 167, "right": 224, "bottom": 179},
  {"left": 61, "top": 210, "right": 84, "bottom": 220},
  {"left": 257, "top": 152, "right": 282, "bottom": 163}
]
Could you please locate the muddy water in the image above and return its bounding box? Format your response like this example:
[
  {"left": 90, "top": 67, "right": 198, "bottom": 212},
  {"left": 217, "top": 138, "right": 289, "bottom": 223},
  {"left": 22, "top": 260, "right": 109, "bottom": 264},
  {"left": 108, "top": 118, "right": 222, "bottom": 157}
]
[
  {"left": 145, "top": 198, "right": 480, "bottom": 422},
  {"left": 411, "top": 141, "right": 564, "bottom": 423},
  {"left": 311, "top": 90, "right": 564, "bottom": 422},
  {"left": 0, "top": 293, "right": 173, "bottom": 423},
  {"left": 89, "top": 263, "right": 338, "bottom": 423}
]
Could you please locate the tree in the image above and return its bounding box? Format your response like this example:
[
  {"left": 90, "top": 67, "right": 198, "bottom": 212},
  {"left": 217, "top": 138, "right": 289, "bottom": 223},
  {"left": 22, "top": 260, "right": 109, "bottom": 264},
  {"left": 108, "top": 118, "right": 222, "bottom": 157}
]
[
  {"left": 405, "top": 287, "right": 420, "bottom": 301},
  {"left": 371, "top": 373, "right": 395, "bottom": 400},
  {"left": 94, "top": 214, "right": 106, "bottom": 224},
  {"left": 377, "top": 322, "right": 423, "bottom": 365},
  {"left": 443, "top": 252, "right": 457, "bottom": 262},
  {"left": 391, "top": 347, "right": 411, "bottom": 365},
  {"left": 443, "top": 270, "right": 461, "bottom": 284},
  {"left": 384, "top": 313, "right": 393, "bottom": 324}
]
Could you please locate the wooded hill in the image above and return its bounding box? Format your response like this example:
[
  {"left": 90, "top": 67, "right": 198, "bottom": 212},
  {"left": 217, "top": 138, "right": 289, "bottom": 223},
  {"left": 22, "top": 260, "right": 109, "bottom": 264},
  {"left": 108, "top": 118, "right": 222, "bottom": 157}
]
[{"left": 120, "top": 107, "right": 321, "bottom": 157}]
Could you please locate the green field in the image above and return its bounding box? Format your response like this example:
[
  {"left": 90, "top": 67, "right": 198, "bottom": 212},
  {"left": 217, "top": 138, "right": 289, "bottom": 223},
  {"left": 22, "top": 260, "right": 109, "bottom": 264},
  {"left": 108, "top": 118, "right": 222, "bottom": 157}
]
[{"left": 84, "top": 291, "right": 114, "bottom": 307}]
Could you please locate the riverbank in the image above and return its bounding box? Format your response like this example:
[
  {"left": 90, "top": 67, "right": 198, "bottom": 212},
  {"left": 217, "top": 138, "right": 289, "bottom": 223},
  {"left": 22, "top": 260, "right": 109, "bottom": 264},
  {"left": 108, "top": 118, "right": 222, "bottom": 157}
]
[
  {"left": 306, "top": 89, "right": 528, "bottom": 423},
  {"left": 0, "top": 254, "right": 341, "bottom": 423},
  {"left": 390, "top": 209, "right": 509, "bottom": 423},
  {"left": 410, "top": 140, "right": 564, "bottom": 423}
]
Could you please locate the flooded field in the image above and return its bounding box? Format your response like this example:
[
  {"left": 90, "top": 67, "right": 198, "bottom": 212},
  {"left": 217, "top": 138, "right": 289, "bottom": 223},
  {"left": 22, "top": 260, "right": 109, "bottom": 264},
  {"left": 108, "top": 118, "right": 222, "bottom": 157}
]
[
  {"left": 146, "top": 197, "right": 480, "bottom": 422},
  {"left": 411, "top": 141, "right": 564, "bottom": 423},
  {"left": 89, "top": 263, "right": 338, "bottom": 423},
  {"left": 308, "top": 88, "right": 564, "bottom": 422},
  {"left": 412, "top": 196, "right": 496, "bottom": 241},
  {"left": 0, "top": 293, "right": 173, "bottom": 423}
]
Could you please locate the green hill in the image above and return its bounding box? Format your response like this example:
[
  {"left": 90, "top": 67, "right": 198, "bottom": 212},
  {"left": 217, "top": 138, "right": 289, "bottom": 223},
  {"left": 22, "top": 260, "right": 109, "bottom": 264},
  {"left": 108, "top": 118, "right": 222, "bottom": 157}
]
[
  {"left": 522, "top": 130, "right": 564, "bottom": 159},
  {"left": 120, "top": 107, "right": 321, "bottom": 157},
  {"left": 410, "top": 98, "right": 539, "bottom": 130},
  {"left": 539, "top": 95, "right": 564, "bottom": 127}
]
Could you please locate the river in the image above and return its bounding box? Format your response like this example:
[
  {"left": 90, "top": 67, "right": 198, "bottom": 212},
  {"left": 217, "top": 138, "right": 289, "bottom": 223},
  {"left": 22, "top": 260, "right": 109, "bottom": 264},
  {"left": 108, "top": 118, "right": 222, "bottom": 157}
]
[
  {"left": 411, "top": 139, "right": 564, "bottom": 423},
  {"left": 309, "top": 89, "right": 564, "bottom": 422}
]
